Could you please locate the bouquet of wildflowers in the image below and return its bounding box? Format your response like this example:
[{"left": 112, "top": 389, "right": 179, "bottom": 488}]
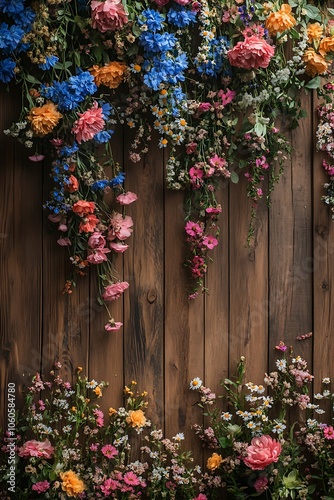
[{"left": 189, "top": 342, "right": 334, "bottom": 499}]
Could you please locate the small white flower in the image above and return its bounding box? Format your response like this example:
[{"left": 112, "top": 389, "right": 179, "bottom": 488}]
[
  {"left": 189, "top": 377, "right": 202, "bottom": 390},
  {"left": 221, "top": 412, "right": 232, "bottom": 421},
  {"left": 322, "top": 377, "right": 331, "bottom": 384}
]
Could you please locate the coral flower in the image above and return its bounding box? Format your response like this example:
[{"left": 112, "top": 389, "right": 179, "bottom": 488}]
[
  {"left": 64, "top": 175, "right": 79, "bottom": 193},
  {"left": 319, "top": 36, "right": 334, "bottom": 56},
  {"left": 59, "top": 470, "right": 85, "bottom": 497},
  {"left": 307, "top": 22, "right": 323, "bottom": 42},
  {"left": 126, "top": 409, "right": 147, "bottom": 428},
  {"left": 91, "top": 0, "right": 128, "bottom": 32},
  {"left": 27, "top": 102, "right": 62, "bottom": 137},
  {"left": 207, "top": 452, "right": 224, "bottom": 471},
  {"left": 72, "top": 200, "right": 96, "bottom": 216},
  {"left": 79, "top": 214, "right": 99, "bottom": 233},
  {"left": 72, "top": 101, "right": 105, "bottom": 144},
  {"left": 265, "top": 4, "right": 296, "bottom": 36},
  {"left": 227, "top": 36, "right": 274, "bottom": 70},
  {"left": 303, "top": 48, "right": 328, "bottom": 77},
  {"left": 243, "top": 435, "right": 282, "bottom": 470},
  {"left": 90, "top": 61, "right": 127, "bottom": 89}
]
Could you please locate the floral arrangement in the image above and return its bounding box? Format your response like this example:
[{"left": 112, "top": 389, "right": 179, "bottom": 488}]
[
  {"left": 1, "top": 344, "right": 333, "bottom": 498},
  {"left": 1, "top": 0, "right": 334, "bottom": 317}
]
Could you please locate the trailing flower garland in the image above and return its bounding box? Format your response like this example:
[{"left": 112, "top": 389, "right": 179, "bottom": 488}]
[{"left": 1, "top": 0, "right": 334, "bottom": 322}]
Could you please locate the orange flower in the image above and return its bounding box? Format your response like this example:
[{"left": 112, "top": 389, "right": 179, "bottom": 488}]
[
  {"left": 126, "top": 409, "right": 147, "bottom": 429},
  {"left": 93, "top": 386, "right": 102, "bottom": 398},
  {"left": 60, "top": 470, "right": 85, "bottom": 497},
  {"left": 265, "top": 4, "right": 296, "bottom": 36},
  {"left": 319, "top": 36, "right": 334, "bottom": 56},
  {"left": 207, "top": 452, "right": 224, "bottom": 471},
  {"left": 90, "top": 62, "right": 127, "bottom": 89},
  {"left": 27, "top": 102, "right": 62, "bottom": 137},
  {"left": 79, "top": 214, "right": 99, "bottom": 233},
  {"left": 72, "top": 200, "right": 96, "bottom": 216},
  {"left": 64, "top": 175, "right": 79, "bottom": 193},
  {"left": 303, "top": 48, "right": 328, "bottom": 77},
  {"left": 307, "top": 22, "right": 323, "bottom": 43}
]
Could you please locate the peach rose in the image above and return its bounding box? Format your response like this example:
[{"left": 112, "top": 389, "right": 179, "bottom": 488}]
[
  {"left": 303, "top": 48, "right": 328, "bottom": 77},
  {"left": 90, "top": 61, "right": 127, "bottom": 89},
  {"left": 243, "top": 435, "right": 282, "bottom": 470},
  {"left": 319, "top": 36, "right": 334, "bottom": 56},
  {"left": 27, "top": 102, "right": 62, "bottom": 137},
  {"left": 307, "top": 22, "right": 323, "bottom": 42},
  {"left": 60, "top": 470, "right": 85, "bottom": 497},
  {"left": 91, "top": 0, "right": 128, "bottom": 32},
  {"left": 265, "top": 4, "right": 296, "bottom": 36},
  {"left": 126, "top": 409, "right": 147, "bottom": 428},
  {"left": 206, "top": 452, "right": 223, "bottom": 471},
  {"left": 18, "top": 439, "right": 54, "bottom": 459},
  {"left": 227, "top": 36, "right": 275, "bottom": 70}
]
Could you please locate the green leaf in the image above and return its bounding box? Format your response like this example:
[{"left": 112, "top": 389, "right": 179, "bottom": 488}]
[
  {"left": 305, "top": 76, "right": 321, "bottom": 89},
  {"left": 218, "top": 436, "right": 228, "bottom": 448},
  {"left": 25, "top": 74, "right": 41, "bottom": 85},
  {"left": 328, "top": 7, "right": 334, "bottom": 15},
  {"left": 230, "top": 171, "right": 239, "bottom": 184},
  {"left": 303, "top": 4, "right": 321, "bottom": 20}
]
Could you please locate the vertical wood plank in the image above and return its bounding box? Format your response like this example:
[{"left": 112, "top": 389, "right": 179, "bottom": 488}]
[
  {"left": 0, "top": 89, "right": 43, "bottom": 424},
  {"left": 123, "top": 129, "right": 165, "bottom": 428},
  {"left": 229, "top": 177, "right": 268, "bottom": 385}
]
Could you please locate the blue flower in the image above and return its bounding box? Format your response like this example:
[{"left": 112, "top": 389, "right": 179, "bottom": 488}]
[
  {"left": 140, "top": 32, "right": 176, "bottom": 55},
  {"left": 40, "top": 71, "right": 97, "bottom": 111},
  {"left": 92, "top": 179, "right": 110, "bottom": 190},
  {"left": 138, "top": 9, "right": 165, "bottom": 32},
  {"left": 59, "top": 143, "right": 79, "bottom": 157},
  {"left": 0, "top": 0, "right": 25, "bottom": 16},
  {"left": 0, "top": 23, "right": 24, "bottom": 54},
  {"left": 0, "top": 57, "right": 16, "bottom": 83},
  {"left": 109, "top": 172, "right": 125, "bottom": 187},
  {"left": 94, "top": 130, "right": 114, "bottom": 143},
  {"left": 101, "top": 102, "right": 114, "bottom": 119},
  {"left": 167, "top": 7, "right": 197, "bottom": 28},
  {"left": 15, "top": 7, "right": 35, "bottom": 29},
  {"left": 38, "top": 56, "right": 59, "bottom": 70},
  {"left": 195, "top": 36, "right": 229, "bottom": 77},
  {"left": 173, "top": 86, "right": 186, "bottom": 103}
]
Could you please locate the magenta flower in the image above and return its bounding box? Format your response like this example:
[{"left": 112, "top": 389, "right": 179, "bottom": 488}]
[
  {"left": 324, "top": 426, "right": 334, "bottom": 440},
  {"left": 101, "top": 444, "right": 118, "bottom": 458},
  {"left": 32, "top": 480, "right": 50, "bottom": 493},
  {"left": 124, "top": 471, "right": 140, "bottom": 486}
]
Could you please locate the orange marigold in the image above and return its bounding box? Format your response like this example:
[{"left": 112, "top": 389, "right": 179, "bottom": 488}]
[
  {"left": 60, "top": 470, "right": 85, "bottom": 497},
  {"left": 307, "top": 22, "right": 323, "bottom": 42},
  {"left": 27, "top": 102, "right": 62, "bottom": 137},
  {"left": 303, "top": 48, "right": 328, "bottom": 77},
  {"left": 90, "top": 62, "right": 127, "bottom": 89},
  {"left": 126, "top": 409, "right": 147, "bottom": 429},
  {"left": 265, "top": 4, "right": 296, "bottom": 36},
  {"left": 319, "top": 36, "right": 334, "bottom": 56},
  {"left": 207, "top": 453, "right": 224, "bottom": 471}
]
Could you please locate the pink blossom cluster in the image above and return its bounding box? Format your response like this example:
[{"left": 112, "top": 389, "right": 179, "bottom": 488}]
[
  {"left": 188, "top": 154, "right": 230, "bottom": 190},
  {"left": 100, "top": 470, "right": 146, "bottom": 496}
]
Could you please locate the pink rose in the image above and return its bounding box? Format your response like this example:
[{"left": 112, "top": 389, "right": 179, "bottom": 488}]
[
  {"left": 227, "top": 36, "right": 275, "bottom": 70},
  {"left": 254, "top": 476, "right": 269, "bottom": 492},
  {"left": 116, "top": 191, "right": 138, "bottom": 205},
  {"left": 108, "top": 212, "right": 133, "bottom": 241},
  {"left": 91, "top": 0, "right": 128, "bottom": 32},
  {"left": 110, "top": 242, "right": 129, "bottom": 253},
  {"left": 102, "top": 281, "right": 129, "bottom": 301},
  {"left": 87, "top": 248, "right": 111, "bottom": 264},
  {"left": 243, "top": 435, "right": 281, "bottom": 470},
  {"left": 72, "top": 101, "right": 105, "bottom": 143},
  {"left": 18, "top": 439, "right": 54, "bottom": 459},
  {"left": 88, "top": 231, "right": 107, "bottom": 249}
]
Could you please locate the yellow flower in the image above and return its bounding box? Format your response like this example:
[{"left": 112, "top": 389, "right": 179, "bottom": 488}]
[
  {"left": 265, "top": 4, "right": 296, "bottom": 36},
  {"left": 307, "top": 22, "right": 323, "bottom": 43},
  {"left": 60, "top": 470, "right": 85, "bottom": 497},
  {"left": 319, "top": 36, "right": 334, "bottom": 56},
  {"left": 126, "top": 409, "right": 147, "bottom": 428},
  {"left": 90, "top": 62, "right": 127, "bottom": 89},
  {"left": 303, "top": 48, "right": 328, "bottom": 77},
  {"left": 207, "top": 452, "right": 224, "bottom": 471},
  {"left": 108, "top": 407, "right": 117, "bottom": 416},
  {"left": 27, "top": 102, "right": 62, "bottom": 137},
  {"left": 93, "top": 386, "right": 102, "bottom": 398}
]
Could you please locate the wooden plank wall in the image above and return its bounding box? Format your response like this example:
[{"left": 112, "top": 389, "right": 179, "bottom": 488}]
[{"left": 1, "top": 87, "right": 334, "bottom": 466}]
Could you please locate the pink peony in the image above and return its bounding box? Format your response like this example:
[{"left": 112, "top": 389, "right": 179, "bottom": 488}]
[
  {"left": 227, "top": 36, "right": 275, "bottom": 70},
  {"left": 72, "top": 101, "right": 105, "bottom": 143},
  {"left": 91, "top": 0, "right": 128, "bottom": 32},
  {"left": 110, "top": 241, "right": 129, "bottom": 253},
  {"left": 116, "top": 191, "right": 138, "bottom": 205},
  {"left": 102, "top": 281, "right": 129, "bottom": 301},
  {"left": 108, "top": 212, "right": 133, "bottom": 241},
  {"left": 18, "top": 439, "right": 54, "bottom": 459},
  {"left": 243, "top": 435, "right": 281, "bottom": 470},
  {"left": 32, "top": 480, "right": 50, "bottom": 493},
  {"left": 88, "top": 231, "right": 107, "bottom": 249},
  {"left": 87, "top": 247, "right": 111, "bottom": 264}
]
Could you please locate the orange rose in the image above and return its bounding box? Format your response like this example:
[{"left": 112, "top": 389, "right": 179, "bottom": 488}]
[
  {"left": 265, "top": 4, "right": 296, "bottom": 36},
  {"left": 79, "top": 214, "right": 99, "bottom": 233},
  {"left": 90, "top": 62, "right": 127, "bottom": 89},
  {"left": 60, "top": 470, "right": 85, "bottom": 497},
  {"left": 72, "top": 200, "right": 96, "bottom": 216},
  {"left": 319, "top": 36, "right": 334, "bottom": 56},
  {"left": 303, "top": 48, "right": 328, "bottom": 77},
  {"left": 126, "top": 409, "right": 147, "bottom": 429},
  {"left": 307, "top": 22, "right": 323, "bottom": 42},
  {"left": 27, "top": 102, "right": 62, "bottom": 137},
  {"left": 64, "top": 175, "right": 79, "bottom": 193},
  {"left": 207, "top": 452, "right": 224, "bottom": 471}
]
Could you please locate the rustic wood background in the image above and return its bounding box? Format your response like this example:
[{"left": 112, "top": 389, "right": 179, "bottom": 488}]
[{"left": 0, "top": 88, "right": 333, "bottom": 465}]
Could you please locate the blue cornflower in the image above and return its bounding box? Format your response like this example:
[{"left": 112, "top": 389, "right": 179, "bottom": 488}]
[
  {"left": 38, "top": 55, "right": 59, "bottom": 70},
  {"left": 15, "top": 7, "right": 35, "bottom": 29},
  {"left": 94, "top": 130, "right": 114, "bottom": 143},
  {"left": 0, "top": 23, "right": 24, "bottom": 54},
  {"left": 59, "top": 143, "right": 79, "bottom": 157},
  {"left": 0, "top": 57, "right": 16, "bottom": 83},
  {"left": 0, "top": 0, "right": 25, "bottom": 16},
  {"left": 138, "top": 9, "right": 165, "bottom": 32},
  {"left": 92, "top": 179, "right": 110, "bottom": 190},
  {"left": 173, "top": 86, "right": 186, "bottom": 103},
  {"left": 143, "top": 66, "right": 164, "bottom": 90},
  {"left": 167, "top": 7, "right": 197, "bottom": 28},
  {"left": 140, "top": 32, "right": 176, "bottom": 55},
  {"left": 195, "top": 36, "right": 229, "bottom": 77},
  {"left": 109, "top": 172, "right": 125, "bottom": 187},
  {"left": 40, "top": 71, "right": 97, "bottom": 111},
  {"left": 101, "top": 102, "right": 114, "bottom": 119}
]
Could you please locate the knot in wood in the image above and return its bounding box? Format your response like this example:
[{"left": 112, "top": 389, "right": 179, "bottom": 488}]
[{"left": 147, "top": 290, "right": 157, "bottom": 303}]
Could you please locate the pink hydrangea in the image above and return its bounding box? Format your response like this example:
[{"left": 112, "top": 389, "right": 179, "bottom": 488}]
[
  {"left": 243, "top": 435, "right": 281, "bottom": 470},
  {"left": 227, "top": 36, "right": 275, "bottom": 70},
  {"left": 72, "top": 101, "right": 105, "bottom": 143},
  {"left": 91, "top": 0, "right": 128, "bottom": 32},
  {"left": 18, "top": 439, "right": 54, "bottom": 459},
  {"left": 116, "top": 191, "right": 138, "bottom": 205},
  {"left": 32, "top": 480, "right": 50, "bottom": 493},
  {"left": 102, "top": 281, "right": 129, "bottom": 301}
]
